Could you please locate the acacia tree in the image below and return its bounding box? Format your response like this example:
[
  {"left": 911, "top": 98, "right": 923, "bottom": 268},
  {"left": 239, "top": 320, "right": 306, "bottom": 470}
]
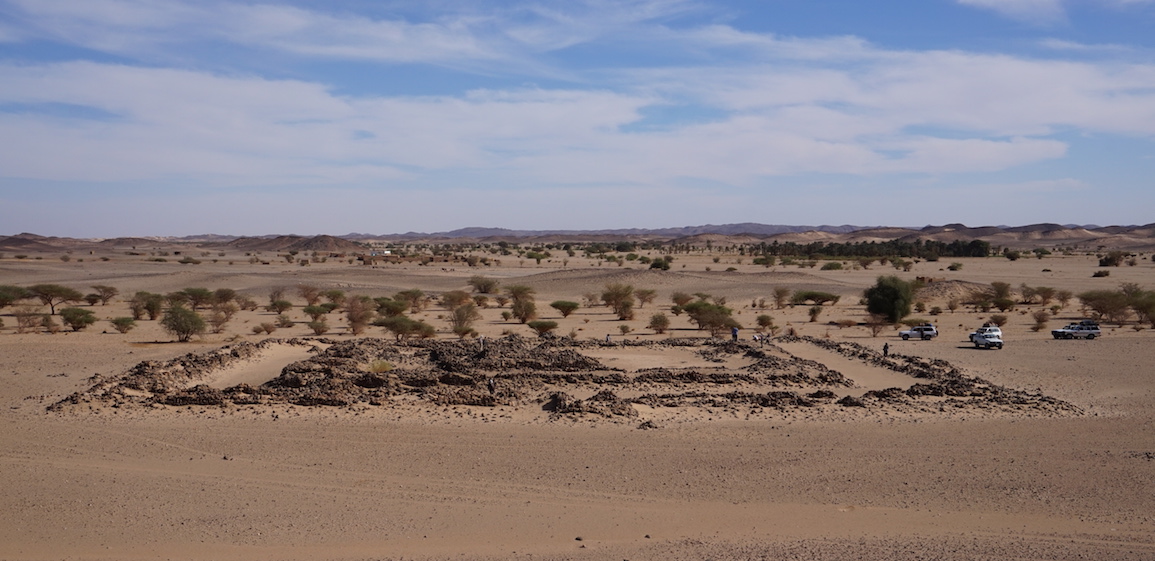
[
  {"left": 90, "top": 285, "right": 118, "bottom": 305},
  {"left": 0, "top": 285, "right": 29, "bottom": 308},
  {"left": 863, "top": 276, "right": 915, "bottom": 324},
  {"left": 27, "top": 284, "right": 83, "bottom": 315},
  {"left": 161, "top": 306, "right": 206, "bottom": 342},
  {"left": 601, "top": 283, "right": 636, "bottom": 320},
  {"left": 682, "top": 301, "right": 740, "bottom": 337},
  {"left": 395, "top": 289, "right": 428, "bottom": 313},
  {"left": 550, "top": 301, "right": 580, "bottom": 318},
  {"left": 635, "top": 289, "right": 657, "bottom": 309},
  {"left": 506, "top": 285, "right": 537, "bottom": 323},
  {"left": 182, "top": 287, "right": 214, "bottom": 310}
]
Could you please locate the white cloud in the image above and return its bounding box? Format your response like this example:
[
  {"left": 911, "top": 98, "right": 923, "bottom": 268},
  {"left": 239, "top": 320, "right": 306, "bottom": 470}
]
[{"left": 957, "top": 0, "right": 1067, "bottom": 23}]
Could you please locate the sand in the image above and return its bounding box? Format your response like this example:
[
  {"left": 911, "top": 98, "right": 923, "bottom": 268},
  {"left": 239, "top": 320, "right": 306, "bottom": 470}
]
[{"left": 2, "top": 249, "right": 1155, "bottom": 560}]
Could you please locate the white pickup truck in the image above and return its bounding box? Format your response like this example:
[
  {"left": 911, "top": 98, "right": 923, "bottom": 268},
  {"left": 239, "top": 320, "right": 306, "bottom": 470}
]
[
  {"left": 899, "top": 324, "right": 938, "bottom": 340},
  {"left": 969, "top": 326, "right": 1004, "bottom": 349},
  {"left": 1051, "top": 322, "right": 1101, "bottom": 339}
]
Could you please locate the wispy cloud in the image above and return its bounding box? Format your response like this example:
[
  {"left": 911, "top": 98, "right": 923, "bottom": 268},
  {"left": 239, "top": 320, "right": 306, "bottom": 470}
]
[{"left": 957, "top": 0, "right": 1067, "bottom": 23}]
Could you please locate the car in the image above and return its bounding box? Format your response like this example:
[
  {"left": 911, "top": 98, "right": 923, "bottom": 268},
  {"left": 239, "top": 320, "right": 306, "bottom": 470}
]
[
  {"left": 899, "top": 323, "right": 938, "bottom": 340},
  {"left": 1051, "top": 323, "right": 1102, "bottom": 339},
  {"left": 969, "top": 325, "right": 1004, "bottom": 349}
]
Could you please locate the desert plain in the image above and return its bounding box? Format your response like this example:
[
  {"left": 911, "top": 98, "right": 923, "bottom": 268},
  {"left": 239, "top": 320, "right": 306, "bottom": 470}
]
[{"left": 1, "top": 235, "right": 1154, "bottom": 560}]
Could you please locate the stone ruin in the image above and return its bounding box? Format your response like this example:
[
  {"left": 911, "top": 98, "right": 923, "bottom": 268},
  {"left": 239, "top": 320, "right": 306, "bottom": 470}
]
[{"left": 48, "top": 334, "right": 1081, "bottom": 421}]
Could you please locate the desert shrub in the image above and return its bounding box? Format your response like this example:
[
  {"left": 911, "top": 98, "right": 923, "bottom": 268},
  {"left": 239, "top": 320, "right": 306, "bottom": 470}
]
[
  {"left": 495, "top": 295, "right": 510, "bottom": 307},
  {"left": 947, "top": 299, "right": 959, "bottom": 313},
  {"left": 60, "top": 307, "right": 97, "bottom": 331},
  {"left": 208, "top": 311, "right": 230, "bottom": 334},
  {"left": 130, "top": 292, "right": 165, "bottom": 320},
  {"left": 275, "top": 314, "right": 295, "bottom": 328},
  {"left": 374, "top": 298, "right": 408, "bottom": 317},
  {"left": 602, "top": 284, "right": 636, "bottom": 320},
  {"left": 177, "top": 256, "right": 201, "bottom": 265},
  {"left": 550, "top": 301, "right": 580, "bottom": 318},
  {"left": 447, "top": 303, "right": 482, "bottom": 332},
  {"left": 440, "top": 290, "right": 473, "bottom": 310},
  {"left": 863, "top": 276, "right": 915, "bottom": 323},
  {"left": 297, "top": 284, "right": 322, "bottom": 306},
  {"left": 755, "top": 314, "right": 776, "bottom": 333},
  {"left": 1099, "top": 251, "right": 1128, "bottom": 267},
  {"left": 682, "top": 301, "right": 740, "bottom": 337},
  {"left": 648, "top": 313, "right": 670, "bottom": 334},
  {"left": 635, "top": 289, "right": 657, "bottom": 308},
  {"left": 235, "top": 296, "right": 259, "bottom": 311},
  {"left": 947, "top": 262, "right": 963, "bottom": 271},
  {"left": 109, "top": 317, "right": 136, "bottom": 334},
  {"left": 345, "top": 296, "right": 376, "bottom": 335},
  {"left": 929, "top": 306, "right": 942, "bottom": 316},
  {"left": 375, "top": 316, "right": 435, "bottom": 341},
  {"left": 1031, "top": 310, "right": 1050, "bottom": 332},
  {"left": 473, "top": 295, "right": 489, "bottom": 308},
  {"left": 368, "top": 360, "right": 393, "bottom": 373},
  {"left": 395, "top": 289, "right": 428, "bottom": 313},
  {"left": 993, "top": 298, "right": 1015, "bottom": 312},
  {"left": 307, "top": 320, "right": 329, "bottom": 335},
  {"left": 820, "top": 262, "right": 843, "bottom": 270},
  {"left": 791, "top": 291, "right": 840, "bottom": 306},
  {"left": 253, "top": 323, "right": 276, "bottom": 335},
  {"left": 808, "top": 305, "right": 823, "bottom": 322},
  {"left": 303, "top": 305, "right": 329, "bottom": 321},
  {"left": 618, "top": 324, "right": 632, "bottom": 335},
  {"left": 84, "top": 293, "right": 101, "bottom": 306},
  {"left": 527, "top": 320, "right": 559, "bottom": 336},
  {"left": 836, "top": 319, "right": 857, "bottom": 329},
  {"left": 267, "top": 300, "right": 293, "bottom": 314},
  {"left": 1004, "top": 250, "right": 1021, "bottom": 261},
  {"left": 501, "top": 311, "right": 513, "bottom": 321},
  {"left": 213, "top": 288, "right": 237, "bottom": 305},
  {"left": 321, "top": 289, "right": 346, "bottom": 308},
  {"left": 161, "top": 306, "right": 206, "bottom": 342},
  {"left": 772, "top": 287, "right": 792, "bottom": 309},
  {"left": 14, "top": 306, "right": 43, "bottom": 333},
  {"left": 511, "top": 300, "right": 537, "bottom": 323},
  {"left": 671, "top": 292, "right": 694, "bottom": 307},
  {"left": 1092, "top": 270, "right": 1110, "bottom": 277},
  {"left": 468, "top": 275, "right": 500, "bottom": 294},
  {"left": 42, "top": 315, "right": 61, "bottom": 334},
  {"left": 914, "top": 302, "right": 927, "bottom": 313},
  {"left": 989, "top": 314, "right": 1009, "bottom": 327}
]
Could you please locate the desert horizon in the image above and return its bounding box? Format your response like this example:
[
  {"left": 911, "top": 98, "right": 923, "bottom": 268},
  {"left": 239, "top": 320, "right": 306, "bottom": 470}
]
[{"left": 2, "top": 232, "right": 1154, "bottom": 560}]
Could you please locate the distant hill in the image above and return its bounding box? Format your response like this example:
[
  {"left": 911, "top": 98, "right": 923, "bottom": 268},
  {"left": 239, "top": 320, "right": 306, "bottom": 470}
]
[{"left": 4, "top": 223, "right": 1155, "bottom": 252}]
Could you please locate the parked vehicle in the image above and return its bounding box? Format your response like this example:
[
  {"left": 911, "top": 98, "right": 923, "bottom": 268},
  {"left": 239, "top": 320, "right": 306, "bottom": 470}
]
[
  {"left": 969, "top": 325, "right": 1004, "bottom": 349},
  {"left": 900, "top": 323, "right": 938, "bottom": 340},
  {"left": 1051, "top": 323, "right": 1102, "bottom": 339}
]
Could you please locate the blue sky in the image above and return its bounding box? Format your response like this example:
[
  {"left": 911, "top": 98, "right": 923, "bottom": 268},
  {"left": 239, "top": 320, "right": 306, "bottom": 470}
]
[{"left": 1, "top": 0, "right": 1153, "bottom": 237}]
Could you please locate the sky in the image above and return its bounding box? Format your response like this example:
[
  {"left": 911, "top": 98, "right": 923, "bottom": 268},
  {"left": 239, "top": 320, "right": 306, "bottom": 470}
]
[{"left": 1, "top": 0, "right": 1154, "bottom": 237}]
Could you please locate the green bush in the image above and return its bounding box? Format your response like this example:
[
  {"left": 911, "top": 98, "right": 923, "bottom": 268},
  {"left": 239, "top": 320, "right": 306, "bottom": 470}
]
[
  {"left": 864, "top": 276, "right": 915, "bottom": 323},
  {"left": 820, "top": 262, "right": 843, "bottom": 270},
  {"left": 59, "top": 307, "right": 97, "bottom": 331},
  {"left": 550, "top": 301, "right": 580, "bottom": 318},
  {"left": 161, "top": 306, "right": 206, "bottom": 342}
]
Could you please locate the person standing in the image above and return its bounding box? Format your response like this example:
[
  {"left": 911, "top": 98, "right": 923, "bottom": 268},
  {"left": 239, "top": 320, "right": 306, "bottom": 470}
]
[
  {"left": 883, "top": 342, "right": 889, "bottom": 357},
  {"left": 731, "top": 326, "right": 739, "bottom": 342}
]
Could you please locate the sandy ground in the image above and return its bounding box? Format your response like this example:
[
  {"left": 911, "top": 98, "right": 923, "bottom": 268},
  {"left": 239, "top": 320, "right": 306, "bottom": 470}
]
[{"left": 2, "top": 249, "right": 1155, "bottom": 560}]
